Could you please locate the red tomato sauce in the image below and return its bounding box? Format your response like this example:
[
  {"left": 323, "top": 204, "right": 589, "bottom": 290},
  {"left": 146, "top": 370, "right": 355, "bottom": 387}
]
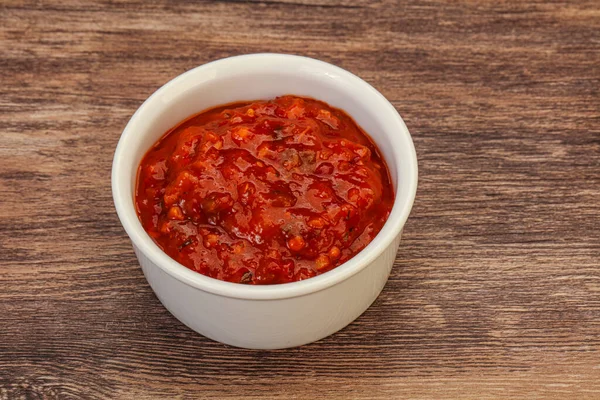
[{"left": 136, "top": 96, "right": 394, "bottom": 284}]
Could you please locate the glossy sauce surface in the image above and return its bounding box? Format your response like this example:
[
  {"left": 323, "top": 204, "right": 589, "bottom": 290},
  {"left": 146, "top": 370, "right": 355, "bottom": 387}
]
[{"left": 136, "top": 96, "right": 394, "bottom": 284}]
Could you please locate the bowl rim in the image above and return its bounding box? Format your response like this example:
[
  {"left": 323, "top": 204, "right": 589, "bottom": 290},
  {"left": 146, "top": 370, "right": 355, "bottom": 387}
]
[{"left": 112, "top": 53, "right": 418, "bottom": 300}]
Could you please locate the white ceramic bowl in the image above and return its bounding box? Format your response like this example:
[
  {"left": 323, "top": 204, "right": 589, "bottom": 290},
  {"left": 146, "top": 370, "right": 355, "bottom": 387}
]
[{"left": 112, "top": 53, "right": 418, "bottom": 349}]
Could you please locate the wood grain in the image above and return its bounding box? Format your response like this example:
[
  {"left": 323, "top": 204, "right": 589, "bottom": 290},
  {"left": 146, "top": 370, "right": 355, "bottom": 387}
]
[{"left": 1, "top": 0, "right": 599, "bottom": 398}]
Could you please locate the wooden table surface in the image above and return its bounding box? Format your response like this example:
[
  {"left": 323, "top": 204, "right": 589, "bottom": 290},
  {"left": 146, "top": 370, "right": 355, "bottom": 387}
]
[{"left": 2, "top": 1, "right": 599, "bottom": 398}]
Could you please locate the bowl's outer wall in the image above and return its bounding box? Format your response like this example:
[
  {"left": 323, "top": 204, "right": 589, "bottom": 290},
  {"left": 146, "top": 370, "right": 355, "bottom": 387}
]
[{"left": 135, "top": 233, "right": 401, "bottom": 349}]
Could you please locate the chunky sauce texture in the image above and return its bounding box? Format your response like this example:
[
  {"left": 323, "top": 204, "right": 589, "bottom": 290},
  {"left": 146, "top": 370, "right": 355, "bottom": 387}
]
[{"left": 136, "top": 96, "right": 394, "bottom": 284}]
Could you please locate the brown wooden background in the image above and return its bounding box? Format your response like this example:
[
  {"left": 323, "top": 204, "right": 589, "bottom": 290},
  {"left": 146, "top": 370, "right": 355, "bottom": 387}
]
[{"left": 2, "top": 0, "right": 599, "bottom": 399}]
